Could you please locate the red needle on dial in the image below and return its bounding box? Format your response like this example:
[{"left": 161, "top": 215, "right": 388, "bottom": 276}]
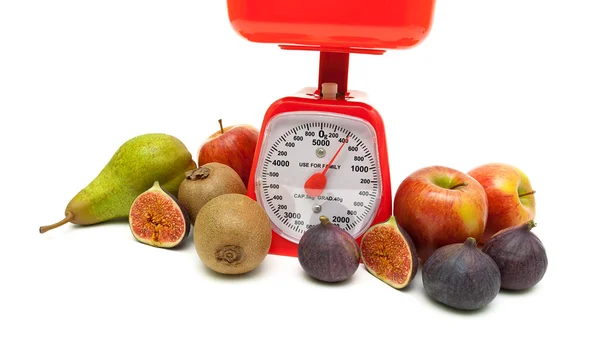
[{"left": 304, "top": 134, "right": 351, "bottom": 198}]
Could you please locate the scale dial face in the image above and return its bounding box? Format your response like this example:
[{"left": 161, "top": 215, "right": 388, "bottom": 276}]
[{"left": 255, "top": 111, "right": 383, "bottom": 244}]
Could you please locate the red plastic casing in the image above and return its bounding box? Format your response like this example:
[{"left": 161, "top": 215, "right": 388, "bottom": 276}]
[
  {"left": 228, "top": 1, "right": 436, "bottom": 257},
  {"left": 246, "top": 88, "right": 392, "bottom": 257},
  {"left": 226, "top": 0, "right": 436, "bottom": 51}
]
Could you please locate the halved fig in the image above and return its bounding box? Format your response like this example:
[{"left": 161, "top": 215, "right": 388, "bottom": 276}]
[
  {"left": 129, "top": 181, "right": 191, "bottom": 248},
  {"left": 360, "top": 215, "right": 419, "bottom": 289}
]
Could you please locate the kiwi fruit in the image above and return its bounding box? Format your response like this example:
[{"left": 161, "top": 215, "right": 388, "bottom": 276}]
[
  {"left": 178, "top": 163, "right": 246, "bottom": 223},
  {"left": 194, "top": 193, "right": 272, "bottom": 275}
]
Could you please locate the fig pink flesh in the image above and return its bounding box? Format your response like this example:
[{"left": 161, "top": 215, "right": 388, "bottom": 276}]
[
  {"left": 361, "top": 224, "right": 413, "bottom": 286},
  {"left": 130, "top": 192, "right": 186, "bottom": 243}
]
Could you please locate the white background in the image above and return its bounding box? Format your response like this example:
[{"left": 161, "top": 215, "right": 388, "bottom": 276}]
[{"left": 1, "top": 1, "right": 598, "bottom": 357}]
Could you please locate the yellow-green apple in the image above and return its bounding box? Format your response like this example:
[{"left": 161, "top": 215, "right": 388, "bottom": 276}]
[
  {"left": 197, "top": 119, "right": 259, "bottom": 187},
  {"left": 393, "top": 166, "right": 488, "bottom": 262},
  {"left": 468, "top": 163, "right": 535, "bottom": 243}
]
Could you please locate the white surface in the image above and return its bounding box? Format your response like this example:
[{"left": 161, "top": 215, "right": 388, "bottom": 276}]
[{"left": 1, "top": 1, "right": 598, "bottom": 357}]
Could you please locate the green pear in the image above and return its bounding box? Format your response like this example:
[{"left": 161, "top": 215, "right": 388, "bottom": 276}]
[{"left": 40, "top": 133, "right": 197, "bottom": 234}]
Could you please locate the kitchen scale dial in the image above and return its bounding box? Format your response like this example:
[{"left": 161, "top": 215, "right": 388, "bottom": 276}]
[{"left": 255, "top": 110, "right": 383, "bottom": 244}]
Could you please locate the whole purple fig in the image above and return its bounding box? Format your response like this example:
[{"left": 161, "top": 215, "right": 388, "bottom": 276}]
[
  {"left": 482, "top": 220, "right": 548, "bottom": 291},
  {"left": 423, "top": 237, "right": 501, "bottom": 311},
  {"left": 298, "top": 216, "right": 360, "bottom": 283}
]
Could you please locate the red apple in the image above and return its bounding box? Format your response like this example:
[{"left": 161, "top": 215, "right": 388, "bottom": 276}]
[
  {"left": 393, "top": 166, "right": 488, "bottom": 262},
  {"left": 197, "top": 119, "right": 259, "bottom": 187},
  {"left": 468, "top": 163, "right": 536, "bottom": 243}
]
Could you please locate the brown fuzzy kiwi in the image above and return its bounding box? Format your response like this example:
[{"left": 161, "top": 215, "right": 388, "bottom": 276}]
[
  {"left": 194, "top": 193, "right": 272, "bottom": 275},
  {"left": 177, "top": 163, "right": 246, "bottom": 224}
]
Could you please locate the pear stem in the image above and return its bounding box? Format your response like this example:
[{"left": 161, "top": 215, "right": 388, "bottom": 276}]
[
  {"left": 519, "top": 190, "right": 536, "bottom": 197},
  {"left": 218, "top": 119, "right": 224, "bottom": 134},
  {"left": 40, "top": 212, "right": 74, "bottom": 234}
]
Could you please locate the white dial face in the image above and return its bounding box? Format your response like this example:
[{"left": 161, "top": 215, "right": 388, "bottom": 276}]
[{"left": 255, "top": 111, "right": 382, "bottom": 244}]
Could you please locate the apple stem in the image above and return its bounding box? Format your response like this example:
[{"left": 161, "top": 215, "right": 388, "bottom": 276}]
[
  {"left": 218, "top": 119, "right": 224, "bottom": 134},
  {"left": 40, "top": 212, "right": 74, "bottom": 234},
  {"left": 449, "top": 182, "right": 468, "bottom": 190},
  {"left": 519, "top": 190, "right": 536, "bottom": 198}
]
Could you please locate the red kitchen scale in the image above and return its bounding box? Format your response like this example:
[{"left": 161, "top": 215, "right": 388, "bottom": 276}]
[{"left": 227, "top": 0, "right": 436, "bottom": 257}]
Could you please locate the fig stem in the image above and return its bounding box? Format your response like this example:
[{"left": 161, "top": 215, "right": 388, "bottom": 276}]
[
  {"left": 319, "top": 216, "right": 331, "bottom": 226},
  {"left": 526, "top": 220, "right": 537, "bottom": 231},
  {"left": 218, "top": 119, "right": 224, "bottom": 134},
  {"left": 39, "top": 212, "right": 74, "bottom": 234},
  {"left": 519, "top": 190, "right": 536, "bottom": 197},
  {"left": 387, "top": 215, "right": 397, "bottom": 225},
  {"left": 465, "top": 237, "right": 477, "bottom": 247},
  {"left": 449, "top": 182, "right": 468, "bottom": 190}
]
